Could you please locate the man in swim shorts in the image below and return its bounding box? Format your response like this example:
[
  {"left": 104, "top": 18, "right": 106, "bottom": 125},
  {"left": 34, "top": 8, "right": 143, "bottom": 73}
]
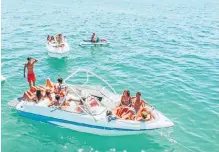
[{"left": 24, "top": 57, "right": 38, "bottom": 88}]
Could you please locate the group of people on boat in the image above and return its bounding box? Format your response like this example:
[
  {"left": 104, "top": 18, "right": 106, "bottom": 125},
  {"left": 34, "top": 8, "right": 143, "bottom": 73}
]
[
  {"left": 112, "top": 90, "right": 154, "bottom": 121},
  {"left": 23, "top": 77, "right": 68, "bottom": 105},
  {"left": 23, "top": 57, "right": 91, "bottom": 111},
  {"left": 23, "top": 57, "right": 153, "bottom": 122},
  {"left": 22, "top": 77, "right": 101, "bottom": 113},
  {"left": 47, "top": 33, "right": 66, "bottom": 47}
]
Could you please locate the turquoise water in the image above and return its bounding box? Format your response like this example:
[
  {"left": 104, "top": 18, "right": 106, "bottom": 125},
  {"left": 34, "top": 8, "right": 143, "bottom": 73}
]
[{"left": 1, "top": 0, "right": 219, "bottom": 151}]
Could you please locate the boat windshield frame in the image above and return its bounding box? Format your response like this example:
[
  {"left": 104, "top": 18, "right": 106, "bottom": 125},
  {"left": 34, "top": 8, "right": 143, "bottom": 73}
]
[
  {"left": 63, "top": 69, "right": 117, "bottom": 119},
  {"left": 64, "top": 69, "right": 116, "bottom": 94}
]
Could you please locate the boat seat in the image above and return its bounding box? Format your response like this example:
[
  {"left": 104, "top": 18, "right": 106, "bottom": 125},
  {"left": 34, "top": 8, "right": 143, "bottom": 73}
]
[{"left": 67, "top": 94, "right": 81, "bottom": 101}]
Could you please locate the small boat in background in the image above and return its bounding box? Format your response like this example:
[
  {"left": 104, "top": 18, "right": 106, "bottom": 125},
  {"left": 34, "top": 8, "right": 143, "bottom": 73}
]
[
  {"left": 46, "top": 42, "right": 70, "bottom": 58},
  {"left": 46, "top": 34, "right": 70, "bottom": 59}
]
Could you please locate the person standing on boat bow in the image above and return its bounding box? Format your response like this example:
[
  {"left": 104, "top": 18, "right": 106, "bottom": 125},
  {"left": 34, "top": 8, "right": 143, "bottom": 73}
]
[{"left": 24, "top": 57, "right": 38, "bottom": 88}]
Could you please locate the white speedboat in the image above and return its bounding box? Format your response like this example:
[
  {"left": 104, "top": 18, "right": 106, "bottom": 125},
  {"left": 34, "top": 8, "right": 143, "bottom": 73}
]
[
  {"left": 46, "top": 41, "right": 70, "bottom": 58},
  {"left": 8, "top": 69, "right": 174, "bottom": 136},
  {"left": 79, "top": 40, "right": 110, "bottom": 46}
]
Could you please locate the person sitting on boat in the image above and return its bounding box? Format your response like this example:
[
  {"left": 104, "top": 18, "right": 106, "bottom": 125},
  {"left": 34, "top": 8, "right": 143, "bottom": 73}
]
[
  {"left": 23, "top": 86, "right": 37, "bottom": 101},
  {"left": 120, "top": 90, "right": 132, "bottom": 107},
  {"left": 42, "top": 87, "right": 53, "bottom": 102},
  {"left": 56, "top": 78, "right": 68, "bottom": 94},
  {"left": 35, "top": 88, "right": 43, "bottom": 103},
  {"left": 50, "top": 36, "right": 56, "bottom": 43},
  {"left": 23, "top": 86, "right": 42, "bottom": 103},
  {"left": 91, "top": 33, "right": 96, "bottom": 42},
  {"left": 56, "top": 33, "right": 65, "bottom": 47},
  {"left": 134, "top": 107, "right": 154, "bottom": 121},
  {"left": 48, "top": 94, "right": 61, "bottom": 107},
  {"left": 47, "top": 35, "right": 51, "bottom": 43},
  {"left": 120, "top": 109, "right": 135, "bottom": 120},
  {"left": 59, "top": 90, "right": 68, "bottom": 105},
  {"left": 139, "top": 112, "right": 151, "bottom": 121},
  {"left": 91, "top": 33, "right": 100, "bottom": 43},
  {"left": 132, "top": 92, "right": 146, "bottom": 113},
  {"left": 45, "top": 78, "right": 56, "bottom": 93},
  {"left": 113, "top": 90, "right": 132, "bottom": 117},
  {"left": 121, "top": 107, "right": 154, "bottom": 121}
]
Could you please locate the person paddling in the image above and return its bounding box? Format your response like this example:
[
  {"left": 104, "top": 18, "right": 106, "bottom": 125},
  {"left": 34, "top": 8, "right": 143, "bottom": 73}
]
[{"left": 24, "top": 57, "right": 38, "bottom": 88}]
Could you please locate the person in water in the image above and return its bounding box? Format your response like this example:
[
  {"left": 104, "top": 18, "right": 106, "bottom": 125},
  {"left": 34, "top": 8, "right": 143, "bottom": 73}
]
[{"left": 24, "top": 57, "right": 38, "bottom": 88}]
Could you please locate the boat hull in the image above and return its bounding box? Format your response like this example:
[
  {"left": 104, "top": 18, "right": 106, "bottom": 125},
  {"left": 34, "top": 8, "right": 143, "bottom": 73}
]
[
  {"left": 47, "top": 43, "right": 70, "bottom": 58},
  {"left": 18, "top": 110, "right": 152, "bottom": 136},
  {"left": 79, "top": 41, "right": 110, "bottom": 46},
  {"left": 13, "top": 100, "right": 173, "bottom": 136}
]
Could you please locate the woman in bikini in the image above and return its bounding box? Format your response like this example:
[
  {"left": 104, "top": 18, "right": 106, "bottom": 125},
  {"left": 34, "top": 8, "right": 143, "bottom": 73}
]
[
  {"left": 42, "top": 88, "right": 53, "bottom": 102},
  {"left": 23, "top": 86, "right": 37, "bottom": 101},
  {"left": 23, "top": 86, "right": 42, "bottom": 103},
  {"left": 120, "top": 90, "right": 132, "bottom": 107},
  {"left": 114, "top": 90, "right": 132, "bottom": 117},
  {"left": 135, "top": 106, "right": 155, "bottom": 121}
]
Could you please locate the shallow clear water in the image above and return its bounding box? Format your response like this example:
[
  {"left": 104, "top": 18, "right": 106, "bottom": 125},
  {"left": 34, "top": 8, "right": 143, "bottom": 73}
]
[{"left": 1, "top": 0, "right": 219, "bottom": 151}]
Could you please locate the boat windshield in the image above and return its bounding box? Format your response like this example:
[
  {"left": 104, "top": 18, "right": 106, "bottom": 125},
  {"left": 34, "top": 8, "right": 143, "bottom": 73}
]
[
  {"left": 64, "top": 69, "right": 116, "bottom": 94},
  {"left": 63, "top": 69, "right": 117, "bottom": 116}
]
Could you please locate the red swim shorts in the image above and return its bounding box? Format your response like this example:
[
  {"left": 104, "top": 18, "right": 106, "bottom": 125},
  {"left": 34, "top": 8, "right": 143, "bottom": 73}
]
[{"left": 27, "top": 73, "right": 36, "bottom": 83}]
